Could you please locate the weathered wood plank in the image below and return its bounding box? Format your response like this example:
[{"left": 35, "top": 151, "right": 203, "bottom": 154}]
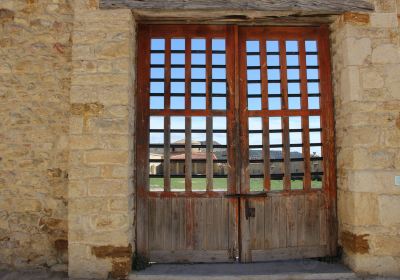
[{"left": 101, "top": 0, "right": 374, "bottom": 14}]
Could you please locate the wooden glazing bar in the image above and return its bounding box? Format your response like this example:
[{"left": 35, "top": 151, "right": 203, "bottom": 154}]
[
  {"left": 185, "top": 38, "right": 192, "bottom": 115},
  {"left": 226, "top": 26, "right": 237, "bottom": 195},
  {"left": 163, "top": 38, "right": 172, "bottom": 191},
  {"left": 206, "top": 37, "right": 212, "bottom": 112},
  {"left": 206, "top": 116, "right": 213, "bottom": 191},
  {"left": 238, "top": 32, "right": 250, "bottom": 194},
  {"left": 260, "top": 37, "right": 271, "bottom": 191},
  {"left": 185, "top": 37, "right": 192, "bottom": 192},
  {"left": 263, "top": 117, "right": 271, "bottom": 191},
  {"left": 279, "top": 40, "right": 291, "bottom": 191},
  {"left": 299, "top": 39, "right": 311, "bottom": 191},
  {"left": 185, "top": 117, "right": 192, "bottom": 192},
  {"left": 164, "top": 116, "right": 171, "bottom": 192}
]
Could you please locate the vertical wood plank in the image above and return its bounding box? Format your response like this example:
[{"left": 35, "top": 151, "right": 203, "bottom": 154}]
[
  {"left": 185, "top": 198, "right": 194, "bottom": 250},
  {"left": 148, "top": 198, "right": 156, "bottom": 250},
  {"left": 297, "top": 194, "right": 306, "bottom": 246},
  {"left": 319, "top": 193, "right": 328, "bottom": 246},
  {"left": 286, "top": 195, "right": 298, "bottom": 248},
  {"left": 252, "top": 199, "right": 265, "bottom": 249},
  {"left": 279, "top": 196, "right": 287, "bottom": 248},
  {"left": 264, "top": 196, "right": 272, "bottom": 249},
  {"left": 271, "top": 196, "right": 280, "bottom": 248},
  {"left": 164, "top": 38, "right": 172, "bottom": 191}
]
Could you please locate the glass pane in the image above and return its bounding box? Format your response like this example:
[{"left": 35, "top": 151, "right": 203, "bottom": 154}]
[
  {"left": 212, "top": 39, "right": 225, "bottom": 51},
  {"left": 212, "top": 97, "right": 226, "bottom": 110},
  {"left": 191, "top": 97, "right": 206, "bottom": 110},
  {"left": 171, "top": 68, "right": 184, "bottom": 79},
  {"left": 247, "top": 55, "right": 260, "bottom": 67},
  {"left": 248, "top": 98, "right": 261, "bottom": 110},
  {"left": 171, "top": 97, "right": 185, "bottom": 109},
  {"left": 268, "top": 97, "right": 281, "bottom": 110},
  {"left": 172, "top": 53, "right": 185, "bottom": 64},
  {"left": 306, "top": 55, "right": 318, "bottom": 66},
  {"left": 305, "top": 41, "right": 318, "bottom": 52},
  {"left": 150, "top": 96, "right": 164, "bottom": 109},
  {"left": 212, "top": 54, "right": 225, "bottom": 65},
  {"left": 192, "top": 68, "right": 206, "bottom": 79},
  {"left": 286, "top": 55, "right": 299, "bottom": 66},
  {"left": 192, "top": 38, "right": 206, "bottom": 50},
  {"left": 151, "top": 53, "right": 164, "bottom": 64},
  {"left": 288, "top": 97, "right": 301, "bottom": 110},
  {"left": 266, "top": 41, "right": 279, "bottom": 52},
  {"left": 286, "top": 41, "right": 298, "bottom": 52},
  {"left": 308, "top": 97, "right": 320, "bottom": 109},
  {"left": 192, "top": 54, "right": 205, "bottom": 65},
  {"left": 171, "top": 38, "right": 185, "bottom": 50},
  {"left": 309, "top": 116, "right": 321, "bottom": 129},
  {"left": 151, "top": 38, "right": 165, "bottom": 50},
  {"left": 151, "top": 68, "right": 164, "bottom": 79},
  {"left": 247, "top": 41, "right": 260, "bottom": 52}
]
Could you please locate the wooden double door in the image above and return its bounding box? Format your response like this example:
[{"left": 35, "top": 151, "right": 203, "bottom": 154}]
[{"left": 136, "top": 25, "right": 337, "bottom": 263}]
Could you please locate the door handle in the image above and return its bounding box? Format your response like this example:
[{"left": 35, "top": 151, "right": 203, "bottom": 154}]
[{"left": 245, "top": 199, "right": 255, "bottom": 220}]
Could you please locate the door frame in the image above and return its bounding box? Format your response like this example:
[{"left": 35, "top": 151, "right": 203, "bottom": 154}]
[{"left": 135, "top": 24, "right": 337, "bottom": 262}]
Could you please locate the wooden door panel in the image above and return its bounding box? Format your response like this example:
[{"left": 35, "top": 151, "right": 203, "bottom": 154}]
[
  {"left": 246, "top": 193, "right": 329, "bottom": 261},
  {"left": 238, "top": 26, "right": 336, "bottom": 262},
  {"left": 148, "top": 197, "right": 236, "bottom": 262}
]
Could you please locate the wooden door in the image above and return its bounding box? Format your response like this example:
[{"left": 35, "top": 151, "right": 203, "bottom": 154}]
[
  {"left": 136, "top": 25, "right": 337, "bottom": 263},
  {"left": 237, "top": 26, "right": 337, "bottom": 262},
  {"left": 136, "top": 25, "right": 239, "bottom": 263}
]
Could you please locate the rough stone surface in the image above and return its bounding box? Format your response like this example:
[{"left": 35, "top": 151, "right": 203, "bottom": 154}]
[
  {"left": 331, "top": 1, "right": 400, "bottom": 277},
  {"left": 0, "top": 0, "right": 72, "bottom": 270},
  {"left": 67, "top": 0, "right": 136, "bottom": 278}
]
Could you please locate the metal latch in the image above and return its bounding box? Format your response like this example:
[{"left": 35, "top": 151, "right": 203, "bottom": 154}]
[{"left": 245, "top": 199, "right": 255, "bottom": 220}]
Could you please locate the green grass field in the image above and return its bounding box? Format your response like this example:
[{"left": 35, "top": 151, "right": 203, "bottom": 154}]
[{"left": 150, "top": 177, "right": 322, "bottom": 191}]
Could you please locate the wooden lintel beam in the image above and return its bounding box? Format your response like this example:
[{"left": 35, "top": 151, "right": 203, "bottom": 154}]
[{"left": 100, "top": 0, "right": 374, "bottom": 14}]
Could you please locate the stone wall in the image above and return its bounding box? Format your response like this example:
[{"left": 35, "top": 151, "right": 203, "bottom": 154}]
[
  {"left": 68, "top": 0, "right": 136, "bottom": 278},
  {"left": 331, "top": 0, "right": 400, "bottom": 276},
  {"left": 0, "top": 0, "right": 72, "bottom": 270}
]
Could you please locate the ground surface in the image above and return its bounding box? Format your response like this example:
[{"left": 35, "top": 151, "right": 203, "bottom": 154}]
[{"left": 1, "top": 262, "right": 399, "bottom": 280}]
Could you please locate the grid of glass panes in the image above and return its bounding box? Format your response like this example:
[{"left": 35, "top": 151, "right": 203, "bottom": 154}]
[
  {"left": 148, "top": 37, "right": 229, "bottom": 192},
  {"left": 246, "top": 39, "right": 323, "bottom": 191}
]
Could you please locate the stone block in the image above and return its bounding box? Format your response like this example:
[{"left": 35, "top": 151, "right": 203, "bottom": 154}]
[
  {"left": 361, "top": 68, "right": 385, "bottom": 89},
  {"left": 343, "top": 13, "right": 370, "bottom": 25},
  {"left": 342, "top": 37, "right": 371, "bottom": 66},
  {"left": 370, "top": 13, "right": 399, "bottom": 28},
  {"left": 372, "top": 44, "right": 400, "bottom": 64},
  {"left": 338, "top": 191, "right": 380, "bottom": 226},
  {"left": 87, "top": 179, "right": 128, "bottom": 197},
  {"left": 340, "top": 66, "right": 361, "bottom": 101},
  {"left": 70, "top": 135, "right": 99, "bottom": 150},
  {"left": 84, "top": 150, "right": 128, "bottom": 165},
  {"left": 378, "top": 195, "right": 400, "bottom": 226},
  {"left": 90, "top": 214, "right": 129, "bottom": 231}
]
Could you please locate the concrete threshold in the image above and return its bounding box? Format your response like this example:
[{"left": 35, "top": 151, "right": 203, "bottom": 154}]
[{"left": 129, "top": 260, "right": 357, "bottom": 280}]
